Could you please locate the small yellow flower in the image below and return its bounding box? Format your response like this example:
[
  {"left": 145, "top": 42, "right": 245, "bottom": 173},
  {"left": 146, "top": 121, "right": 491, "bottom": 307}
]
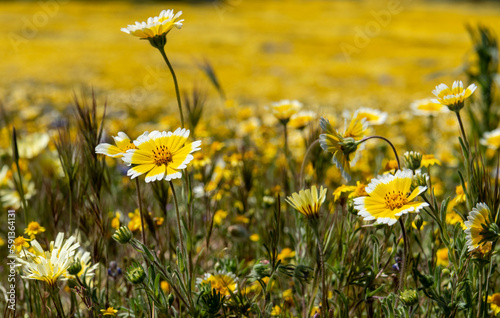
[
  {"left": 95, "top": 132, "right": 136, "bottom": 158},
  {"left": 420, "top": 154, "right": 441, "bottom": 167},
  {"left": 453, "top": 183, "right": 467, "bottom": 204},
  {"left": 271, "top": 305, "right": 282, "bottom": 316},
  {"left": 101, "top": 307, "right": 118, "bottom": 316},
  {"left": 432, "top": 80, "right": 477, "bottom": 111},
  {"left": 436, "top": 248, "right": 449, "bottom": 267},
  {"left": 161, "top": 281, "right": 170, "bottom": 293},
  {"left": 286, "top": 185, "right": 327, "bottom": 219},
  {"left": 481, "top": 129, "right": 500, "bottom": 149},
  {"left": 122, "top": 129, "right": 201, "bottom": 183},
  {"left": 351, "top": 107, "right": 388, "bottom": 125},
  {"left": 213, "top": 210, "right": 229, "bottom": 226},
  {"left": 354, "top": 169, "right": 428, "bottom": 226},
  {"left": 488, "top": 293, "right": 500, "bottom": 316},
  {"left": 277, "top": 248, "right": 296, "bottom": 262},
  {"left": 270, "top": 100, "right": 302, "bottom": 124},
  {"left": 233, "top": 215, "right": 250, "bottom": 224},
  {"left": 128, "top": 209, "right": 144, "bottom": 232},
  {"left": 250, "top": 233, "right": 260, "bottom": 242},
  {"left": 197, "top": 272, "right": 237, "bottom": 296},
  {"left": 12, "top": 236, "right": 31, "bottom": 253},
  {"left": 24, "top": 221, "right": 46, "bottom": 239},
  {"left": 111, "top": 212, "right": 121, "bottom": 230},
  {"left": 350, "top": 181, "right": 368, "bottom": 198},
  {"left": 289, "top": 110, "right": 316, "bottom": 130},
  {"left": 121, "top": 9, "right": 183, "bottom": 39},
  {"left": 332, "top": 184, "right": 356, "bottom": 202},
  {"left": 154, "top": 216, "right": 164, "bottom": 226},
  {"left": 411, "top": 99, "right": 447, "bottom": 116}
]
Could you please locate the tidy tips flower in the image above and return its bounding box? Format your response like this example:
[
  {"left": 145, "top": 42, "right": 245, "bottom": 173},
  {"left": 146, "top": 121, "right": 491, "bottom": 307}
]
[
  {"left": 432, "top": 80, "right": 477, "bottom": 111},
  {"left": 480, "top": 128, "right": 500, "bottom": 149},
  {"left": 286, "top": 185, "right": 327, "bottom": 220},
  {"left": 121, "top": 9, "right": 183, "bottom": 45},
  {"left": 354, "top": 169, "right": 428, "bottom": 226},
  {"left": 95, "top": 132, "right": 137, "bottom": 158},
  {"left": 464, "top": 203, "right": 496, "bottom": 251},
  {"left": 122, "top": 128, "right": 201, "bottom": 182},
  {"left": 270, "top": 100, "right": 302, "bottom": 125},
  {"left": 410, "top": 99, "right": 447, "bottom": 116}
]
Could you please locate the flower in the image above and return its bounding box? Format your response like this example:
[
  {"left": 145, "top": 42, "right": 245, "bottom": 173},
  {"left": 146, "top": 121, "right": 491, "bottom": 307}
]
[
  {"left": 126, "top": 263, "right": 147, "bottom": 284},
  {"left": 111, "top": 211, "right": 121, "bottom": 230},
  {"left": 420, "top": 154, "right": 441, "bottom": 168},
  {"left": 453, "top": 183, "right": 467, "bottom": 204},
  {"left": 197, "top": 272, "right": 237, "bottom": 296},
  {"left": 488, "top": 293, "right": 500, "bottom": 316},
  {"left": 351, "top": 107, "right": 388, "bottom": 125},
  {"left": 432, "top": 81, "right": 477, "bottom": 111},
  {"left": 121, "top": 9, "right": 183, "bottom": 39},
  {"left": 332, "top": 184, "right": 356, "bottom": 202},
  {"left": 404, "top": 151, "right": 423, "bottom": 170},
  {"left": 24, "top": 221, "right": 46, "bottom": 239},
  {"left": 464, "top": 203, "right": 494, "bottom": 251},
  {"left": 319, "top": 116, "right": 367, "bottom": 181},
  {"left": 101, "top": 307, "right": 118, "bottom": 316},
  {"left": 12, "top": 236, "right": 31, "bottom": 254},
  {"left": 410, "top": 99, "right": 447, "bottom": 116},
  {"left": 436, "top": 248, "right": 449, "bottom": 267},
  {"left": 122, "top": 129, "right": 201, "bottom": 182},
  {"left": 112, "top": 226, "right": 133, "bottom": 244},
  {"left": 289, "top": 110, "right": 316, "bottom": 129},
  {"left": 277, "top": 248, "right": 296, "bottom": 262},
  {"left": 213, "top": 210, "right": 229, "bottom": 226},
  {"left": 16, "top": 233, "right": 80, "bottom": 286},
  {"left": 128, "top": 209, "right": 144, "bottom": 232},
  {"left": 161, "top": 281, "right": 170, "bottom": 293},
  {"left": 286, "top": 185, "right": 327, "bottom": 219},
  {"left": 270, "top": 100, "right": 302, "bottom": 124},
  {"left": 95, "top": 132, "right": 137, "bottom": 158},
  {"left": 480, "top": 129, "right": 500, "bottom": 149},
  {"left": 354, "top": 169, "right": 429, "bottom": 226}
]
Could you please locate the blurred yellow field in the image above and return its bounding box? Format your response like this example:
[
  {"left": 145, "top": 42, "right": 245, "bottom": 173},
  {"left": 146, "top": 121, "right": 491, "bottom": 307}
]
[{"left": 1, "top": 0, "right": 499, "bottom": 111}]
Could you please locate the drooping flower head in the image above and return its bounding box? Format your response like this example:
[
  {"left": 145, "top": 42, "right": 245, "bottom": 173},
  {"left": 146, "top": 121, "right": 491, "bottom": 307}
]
[
  {"left": 121, "top": 9, "right": 183, "bottom": 48},
  {"left": 197, "top": 272, "right": 238, "bottom": 296},
  {"left": 410, "top": 99, "right": 447, "bottom": 117},
  {"left": 319, "top": 116, "right": 367, "bottom": 181},
  {"left": 95, "top": 132, "right": 137, "bottom": 158},
  {"left": 464, "top": 203, "right": 495, "bottom": 252},
  {"left": 480, "top": 128, "right": 500, "bottom": 149},
  {"left": 122, "top": 128, "right": 201, "bottom": 182},
  {"left": 286, "top": 185, "right": 327, "bottom": 220},
  {"left": 16, "top": 233, "right": 80, "bottom": 287},
  {"left": 354, "top": 169, "right": 428, "bottom": 226},
  {"left": 431, "top": 81, "right": 477, "bottom": 111},
  {"left": 270, "top": 100, "right": 302, "bottom": 125}
]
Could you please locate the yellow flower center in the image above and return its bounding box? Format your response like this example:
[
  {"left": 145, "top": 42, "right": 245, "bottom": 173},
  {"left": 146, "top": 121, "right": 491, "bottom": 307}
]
[
  {"left": 384, "top": 191, "right": 408, "bottom": 210},
  {"left": 490, "top": 293, "right": 500, "bottom": 306},
  {"left": 152, "top": 145, "right": 173, "bottom": 166},
  {"left": 28, "top": 223, "right": 40, "bottom": 231},
  {"left": 125, "top": 143, "right": 136, "bottom": 151}
]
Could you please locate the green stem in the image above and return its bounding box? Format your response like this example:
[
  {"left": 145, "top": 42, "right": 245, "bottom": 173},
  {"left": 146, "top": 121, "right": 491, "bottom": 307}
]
[
  {"left": 482, "top": 241, "right": 497, "bottom": 318},
  {"left": 50, "top": 286, "right": 65, "bottom": 318},
  {"left": 359, "top": 135, "right": 400, "bottom": 170},
  {"left": 300, "top": 139, "right": 319, "bottom": 189},
  {"left": 398, "top": 218, "right": 408, "bottom": 292},
  {"left": 157, "top": 46, "right": 184, "bottom": 128},
  {"left": 455, "top": 110, "right": 469, "bottom": 147},
  {"left": 135, "top": 178, "right": 146, "bottom": 245},
  {"left": 316, "top": 233, "right": 329, "bottom": 317},
  {"left": 169, "top": 181, "right": 187, "bottom": 275}
]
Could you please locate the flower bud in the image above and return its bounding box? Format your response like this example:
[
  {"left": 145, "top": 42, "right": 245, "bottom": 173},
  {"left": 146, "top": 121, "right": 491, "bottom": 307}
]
[
  {"left": 112, "top": 226, "right": 132, "bottom": 244},
  {"left": 125, "top": 263, "right": 146, "bottom": 285},
  {"left": 67, "top": 259, "right": 82, "bottom": 276},
  {"left": 411, "top": 172, "right": 429, "bottom": 190},
  {"left": 404, "top": 151, "right": 422, "bottom": 170},
  {"left": 413, "top": 215, "right": 424, "bottom": 231},
  {"left": 340, "top": 137, "right": 359, "bottom": 156},
  {"left": 399, "top": 289, "right": 418, "bottom": 306},
  {"left": 293, "top": 264, "right": 314, "bottom": 287},
  {"left": 252, "top": 262, "right": 271, "bottom": 278}
]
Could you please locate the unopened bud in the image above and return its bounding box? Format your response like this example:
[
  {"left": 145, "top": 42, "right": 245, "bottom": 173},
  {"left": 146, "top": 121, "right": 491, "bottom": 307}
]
[
  {"left": 399, "top": 289, "right": 418, "bottom": 306},
  {"left": 112, "top": 226, "right": 132, "bottom": 244},
  {"left": 404, "top": 151, "right": 422, "bottom": 170},
  {"left": 125, "top": 263, "right": 146, "bottom": 285},
  {"left": 67, "top": 259, "right": 82, "bottom": 276}
]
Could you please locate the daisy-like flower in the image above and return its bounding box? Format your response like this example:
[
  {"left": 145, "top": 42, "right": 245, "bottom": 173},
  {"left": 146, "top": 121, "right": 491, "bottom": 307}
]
[
  {"left": 354, "top": 169, "right": 428, "bottom": 226},
  {"left": 351, "top": 107, "right": 388, "bottom": 126},
  {"left": 289, "top": 110, "right": 316, "bottom": 130},
  {"left": 464, "top": 203, "right": 494, "bottom": 251},
  {"left": 197, "top": 272, "right": 237, "bottom": 296},
  {"left": 488, "top": 293, "right": 500, "bottom": 316},
  {"left": 453, "top": 183, "right": 467, "bottom": 204},
  {"left": 480, "top": 128, "right": 500, "bottom": 149},
  {"left": 431, "top": 80, "right": 477, "bottom": 111},
  {"left": 16, "top": 233, "right": 80, "bottom": 287},
  {"left": 101, "top": 307, "right": 118, "bottom": 316},
  {"left": 420, "top": 154, "right": 441, "bottom": 168},
  {"left": 95, "top": 132, "right": 138, "bottom": 158},
  {"left": 319, "top": 116, "right": 368, "bottom": 181},
  {"left": 11, "top": 236, "right": 31, "bottom": 254},
  {"left": 121, "top": 9, "right": 183, "bottom": 46},
  {"left": 24, "top": 221, "right": 46, "bottom": 239},
  {"left": 410, "top": 99, "right": 447, "bottom": 117},
  {"left": 285, "top": 185, "right": 327, "bottom": 220},
  {"left": 270, "top": 100, "right": 302, "bottom": 125},
  {"left": 122, "top": 128, "right": 201, "bottom": 183}
]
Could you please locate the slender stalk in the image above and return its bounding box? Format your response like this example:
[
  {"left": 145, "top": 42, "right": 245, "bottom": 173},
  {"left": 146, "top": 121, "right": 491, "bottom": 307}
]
[
  {"left": 316, "top": 233, "right": 328, "bottom": 317},
  {"left": 157, "top": 46, "right": 184, "bottom": 128},
  {"left": 359, "top": 135, "right": 400, "bottom": 170},
  {"left": 169, "top": 181, "right": 186, "bottom": 271},
  {"left": 50, "top": 287, "right": 65, "bottom": 318},
  {"left": 300, "top": 139, "right": 319, "bottom": 189},
  {"left": 135, "top": 178, "right": 146, "bottom": 245},
  {"left": 398, "top": 218, "right": 408, "bottom": 292},
  {"left": 482, "top": 241, "right": 497, "bottom": 318},
  {"left": 455, "top": 110, "right": 468, "bottom": 147}
]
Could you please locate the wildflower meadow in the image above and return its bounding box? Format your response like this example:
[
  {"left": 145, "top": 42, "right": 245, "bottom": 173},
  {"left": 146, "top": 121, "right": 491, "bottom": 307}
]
[{"left": 2, "top": 0, "right": 500, "bottom": 317}]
